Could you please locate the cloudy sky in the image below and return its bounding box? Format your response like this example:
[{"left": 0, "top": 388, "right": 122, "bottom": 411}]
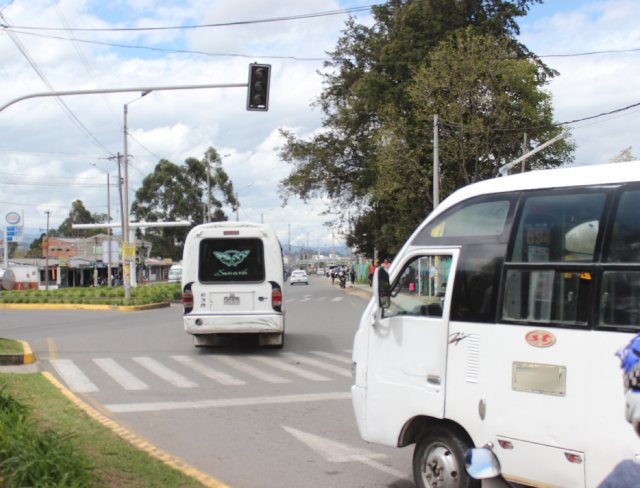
[{"left": 0, "top": 0, "right": 638, "bottom": 253}]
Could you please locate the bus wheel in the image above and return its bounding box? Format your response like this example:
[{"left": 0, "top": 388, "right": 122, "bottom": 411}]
[{"left": 412, "top": 426, "right": 479, "bottom": 488}]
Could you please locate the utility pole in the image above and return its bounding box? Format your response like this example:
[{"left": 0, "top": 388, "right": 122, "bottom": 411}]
[
  {"left": 45, "top": 210, "right": 50, "bottom": 291},
  {"left": 433, "top": 114, "right": 440, "bottom": 209},
  {"left": 106, "top": 172, "right": 112, "bottom": 287},
  {"left": 123, "top": 104, "right": 131, "bottom": 299},
  {"left": 116, "top": 153, "right": 125, "bottom": 289},
  {"left": 521, "top": 132, "right": 528, "bottom": 173}
]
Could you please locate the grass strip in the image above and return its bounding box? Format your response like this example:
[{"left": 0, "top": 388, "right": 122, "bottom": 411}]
[
  {"left": 0, "top": 339, "right": 22, "bottom": 355},
  {"left": 0, "top": 373, "right": 206, "bottom": 488},
  {"left": 0, "top": 283, "right": 181, "bottom": 306}
]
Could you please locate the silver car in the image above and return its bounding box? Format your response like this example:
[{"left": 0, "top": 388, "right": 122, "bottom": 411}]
[{"left": 289, "top": 269, "right": 309, "bottom": 285}]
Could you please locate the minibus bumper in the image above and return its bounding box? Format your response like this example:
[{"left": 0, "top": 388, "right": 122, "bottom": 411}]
[{"left": 184, "top": 313, "right": 284, "bottom": 335}]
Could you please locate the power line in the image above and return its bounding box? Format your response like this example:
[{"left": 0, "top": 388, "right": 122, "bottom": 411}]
[
  {"left": 439, "top": 100, "right": 640, "bottom": 134},
  {"left": 7, "top": 28, "right": 330, "bottom": 61},
  {"left": 2, "top": 5, "right": 377, "bottom": 32},
  {"left": 0, "top": 12, "right": 114, "bottom": 156},
  {"left": 8, "top": 26, "right": 640, "bottom": 63}
]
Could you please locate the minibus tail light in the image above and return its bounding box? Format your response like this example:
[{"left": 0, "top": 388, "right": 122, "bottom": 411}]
[
  {"left": 270, "top": 282, "right": 282, "bottom": 312},
  {"left": 182, "top": 282, "right": 194, "bottom": 314}
]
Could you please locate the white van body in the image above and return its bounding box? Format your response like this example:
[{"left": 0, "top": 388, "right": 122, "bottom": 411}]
[
  {"left": 352, "top": 162, "right": 640, "bottom": 488},
  {"left": 167, "top": 264, "right": 182, "bottom": 283},
  {"left": 182, "top": 221, "right": 285, "bottom": 348}
]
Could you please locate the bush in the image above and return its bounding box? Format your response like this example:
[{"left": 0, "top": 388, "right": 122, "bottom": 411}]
[{"left": 0, "top": 384, "right": 95, "bottom": 487}]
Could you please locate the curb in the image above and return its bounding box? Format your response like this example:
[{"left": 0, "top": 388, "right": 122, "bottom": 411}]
[
  {"left": 42, "top": 372, "right": 230, "bottom": 488},
  {"left": 0, "top": 339, "right": 36, "bottom": 366},
  {"left": 0, "top": 302, "right": 171, "bottom": 312}
]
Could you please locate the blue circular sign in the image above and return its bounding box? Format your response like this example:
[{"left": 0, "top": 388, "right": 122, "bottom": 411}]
[{"left": 6, "top": 212, "right": 21, "bottom": 225}]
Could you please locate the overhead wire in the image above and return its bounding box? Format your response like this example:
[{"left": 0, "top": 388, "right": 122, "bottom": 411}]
[
  {"left": 3, "top": 5, "right": 378, "bottom": 32},
  {"left": 0, "top": 11, "right": 113, "bottom": 156}
]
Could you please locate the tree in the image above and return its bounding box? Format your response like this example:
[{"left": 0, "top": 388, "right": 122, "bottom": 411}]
[
  {"left": 279, "top": 0, "right": 572, "bottom": 258},
  {"left": 25, "top": 233, "right": 45, "bottom": 258},
  {"left": 57, "top": 200, "right": 103, "bottom": 237},
  {"left": 131, "top": 147, "right": 237, "bottom": 260}
]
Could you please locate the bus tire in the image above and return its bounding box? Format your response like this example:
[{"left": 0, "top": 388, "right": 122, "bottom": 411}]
[{"left": 412, "top": 425, "right": 479, "bottom": 488}]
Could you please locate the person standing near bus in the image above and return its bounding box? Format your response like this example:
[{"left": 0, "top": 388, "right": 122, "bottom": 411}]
[{"left": 598, "top": 333, "right": 640, "bottom": 487}]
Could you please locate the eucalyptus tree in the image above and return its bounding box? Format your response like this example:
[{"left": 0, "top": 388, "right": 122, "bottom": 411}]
[
  {"left": 279, "top": 0, "right": 573, "bottom": 257},
  {"left": 132, "top": 147, "right": 237, "bottom": 260}
]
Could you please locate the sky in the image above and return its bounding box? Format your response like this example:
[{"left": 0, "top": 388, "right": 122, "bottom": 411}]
[{"left": 0, "top": 0, "right": 638, "bottom": 255}]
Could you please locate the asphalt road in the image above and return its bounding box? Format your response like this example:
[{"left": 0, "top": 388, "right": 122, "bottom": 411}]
[{"left": 0, "top": 277, "right": 416, "bottom": 488}]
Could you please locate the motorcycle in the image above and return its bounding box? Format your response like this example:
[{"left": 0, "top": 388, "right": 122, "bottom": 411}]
[
  {"left": 465, "top": 443, "right": 515, "bottom": 487},
  {"left": 338, "top": 269, "right": 347, "bottom": 289}
]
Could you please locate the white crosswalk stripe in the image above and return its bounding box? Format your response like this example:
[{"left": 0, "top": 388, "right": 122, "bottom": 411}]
[
  {"left": 216, "top": 356, "right": 291, "bottom": 384},
  {"left": 309, "top": 351, "right": 353, "bottom": 365},
  {"left": 282, "top": 352, "right": 352, "bottom": 377},
  {"left": 93, "top": 358, "right": 149, "bottom": 391},
  {"left": 250, "top": 356, "right": 330, "bottom": 381},
  {"left": 171, "top": 355, "right": 245, "bottom": 386},
  {"left": 133, "top": 356, "right": 199, "bottom": 388},
  {"left": 51, "top": 359, "right": 98, "bottom": 393},
  {"left": 49, "top": 350, "right": 352, "bottom": 394}
]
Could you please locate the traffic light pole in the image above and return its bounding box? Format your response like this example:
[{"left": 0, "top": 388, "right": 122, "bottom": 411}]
[
  {"left": 1, "top": 70, "right": 270, "bottom": 300},
  {"left": 1, "top": 82, "right": 246, "bottom": 300},
  {"left": 0, "top": 83, "right": 247, "bottom": 113}
]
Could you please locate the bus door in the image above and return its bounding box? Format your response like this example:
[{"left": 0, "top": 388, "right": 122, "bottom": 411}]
[{"left": 366, "top": 249, "right": 457, "bottom": 443}]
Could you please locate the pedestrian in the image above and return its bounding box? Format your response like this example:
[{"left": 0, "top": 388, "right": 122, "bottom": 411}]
[
  {"left": 368, "top": 259, "right": 377, "bottom": 287},
  {"left": 382, "top": 259, "right": 391, "bottom": 270},
  {"left": 598, "top": 333, "right": 640, "bottom": 487},
  {"left": 350, "top": 266, "right": 356, "bottom": 285}
]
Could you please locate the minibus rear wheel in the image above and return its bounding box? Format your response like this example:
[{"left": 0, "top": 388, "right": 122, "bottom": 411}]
[{"left": 412, "top": 425, "right": 479, "bottom": 488}]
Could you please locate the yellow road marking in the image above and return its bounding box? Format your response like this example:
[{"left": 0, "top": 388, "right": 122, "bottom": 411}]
[
  {"left": 47, "top": 337, "right": 58, "bottom": 361},
  {"left": 42, "top": 371, "right": 231, "bottom": 488}
]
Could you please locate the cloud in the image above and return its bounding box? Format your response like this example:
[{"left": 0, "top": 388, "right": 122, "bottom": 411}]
[{"left": 519, "top": 0, "right": 640, "bottom": 163}]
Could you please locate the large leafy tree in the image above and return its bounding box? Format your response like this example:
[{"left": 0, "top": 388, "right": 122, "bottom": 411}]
[
  {"left": 280, "top": 0, "right": 573, "bottom": 258},
  {"left": 131, "top": 147, "right": 237, "bottom": 260},
  {"left": 57, "top": 199, "right": 104, "bottom": 237}
]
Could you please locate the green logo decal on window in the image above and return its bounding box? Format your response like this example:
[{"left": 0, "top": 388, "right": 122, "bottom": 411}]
[{"left": 214, "top": 250, "right": 250, "bottom": 267}]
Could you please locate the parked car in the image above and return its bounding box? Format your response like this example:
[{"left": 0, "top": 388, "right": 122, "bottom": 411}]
[{"left": 289, "top": 269, "right": 309, "bottom": 285}]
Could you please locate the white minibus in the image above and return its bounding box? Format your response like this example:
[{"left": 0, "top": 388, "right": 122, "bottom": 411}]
[
  {"left": 351, "top": 161, "right": 640, "bottom": 487},
  {"left": 181, "top": 221, "right": 285, "bottom": 348}
]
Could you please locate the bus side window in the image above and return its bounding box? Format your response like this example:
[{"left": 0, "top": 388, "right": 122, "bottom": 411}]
[
  {"left": 504, "top": 190, "right": 606, "bottom": 327},
  {"left": 600, "top": 189, "right": 640, "bottom": 331},
  {"left": 384, "top": 255, "right": 451, "bottom": 319},
  {"left": 607, "top": 190, "right": 640, "bottom": 263}
]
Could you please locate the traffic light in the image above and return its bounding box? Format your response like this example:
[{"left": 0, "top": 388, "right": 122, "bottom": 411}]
[{"left": 247, "top": 63, "right": 271, "bottom": 111}]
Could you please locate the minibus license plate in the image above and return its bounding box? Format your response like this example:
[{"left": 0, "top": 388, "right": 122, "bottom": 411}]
[{"left": 224, "top": 294, "right": 240, "bottom": 305}]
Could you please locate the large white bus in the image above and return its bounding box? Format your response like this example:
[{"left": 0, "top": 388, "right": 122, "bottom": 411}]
[
  {"left": 181, "top": 221, "right": 285, "bottom": 348},
  {"left": 351, "top": 161, "right": 640, "bottom": 487}
]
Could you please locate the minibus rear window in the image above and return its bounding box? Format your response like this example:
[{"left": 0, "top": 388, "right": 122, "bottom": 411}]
[{"left": 198, "top": 238, "right": 265, "bottom": 283}]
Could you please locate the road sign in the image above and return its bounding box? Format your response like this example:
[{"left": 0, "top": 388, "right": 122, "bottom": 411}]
[
  {"left": 5, "top": 225, "right": 22, "bottom": 242},
  {"left": 5, "top": 212, "right": 21, "bottom": 225}
]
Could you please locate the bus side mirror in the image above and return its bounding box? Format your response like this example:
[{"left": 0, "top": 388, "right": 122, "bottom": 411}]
[{"left": 376, "top": 267, "right": 391, "bottom": 310}]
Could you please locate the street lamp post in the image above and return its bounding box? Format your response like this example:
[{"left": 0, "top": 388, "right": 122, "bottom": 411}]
[
  {"left": 234, "top": 184, "right": 254, "bottom": 221},
  {"left": 122, "top": 91, "right": 150, "bottom": 299}
]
